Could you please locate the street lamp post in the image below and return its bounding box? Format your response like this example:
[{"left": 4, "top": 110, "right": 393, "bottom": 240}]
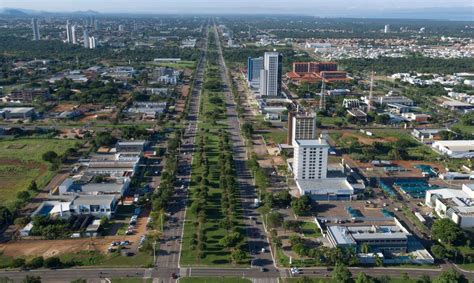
[{"left": 153, "top": 240, "right": 157, "bottom": 264}]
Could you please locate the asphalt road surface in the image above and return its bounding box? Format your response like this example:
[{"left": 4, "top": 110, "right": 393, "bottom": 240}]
[
  {"left": 154, "top": 24, "right": 210, "bottom": 282},
  {"left": 212, "top": 22, "right": 276, "bottom": 273}
]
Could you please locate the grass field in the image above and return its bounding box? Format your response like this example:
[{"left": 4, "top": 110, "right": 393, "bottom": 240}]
[
  {"left": 112, "top": 279, "right": 152, "bottom": 283},
  {"left": 59, "top": 250, "right": 153, "bottom": 267},
  {"left": 0, "top": 138, "right": 78, "bottom": 208},
  {"left": 152, "top": 60, "right": 196, "bottom": 69},
  {"left": 180, "top": 278, "right": 251, "bottom": 283},
  {"left": 261, "top": 131, "right": 287, "bottom": 145},
  {"left": 300, "top": 222, "right": 322, "bottom": 238}
]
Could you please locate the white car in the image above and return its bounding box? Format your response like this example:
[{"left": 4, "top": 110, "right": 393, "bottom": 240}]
[{"left": 290, "top": 267, "right": 300, "bottom": 274}]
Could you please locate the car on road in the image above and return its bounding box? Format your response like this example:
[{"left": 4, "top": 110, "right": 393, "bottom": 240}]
[
  {"left": 290, "top": 267, "right": 300, "bottom": 275},
  {"left": 260, "top": 267, "right": 268, "bottom": 272},
  {"left": 171, "top": 273, "right": 178, "bottom": 279}
]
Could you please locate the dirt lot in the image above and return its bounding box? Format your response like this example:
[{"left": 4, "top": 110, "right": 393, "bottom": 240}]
[
  {"left": 51, "top": 103, "right": 78, "bottom": 112},
  {"left": 0, "top": 209, "right": 150, "bottom": 258}
]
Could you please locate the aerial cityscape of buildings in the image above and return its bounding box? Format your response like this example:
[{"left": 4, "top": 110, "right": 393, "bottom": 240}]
[{"left": 0, "top": 8, "right": 473, "bottom": 283}]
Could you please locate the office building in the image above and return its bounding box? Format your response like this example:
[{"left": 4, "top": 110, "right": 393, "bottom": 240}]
[
  {"left": 293, "top": 138, "right": 329, "bottom": 180},
  {"left": 384, "top": 24, "right": 391, "bottom": 33},
  {"left": 288, "top": 112, "right": 317, "bottom": 146},
  {"left": 71, "top": 25, "right": 77, "bottom": 44},
  {"left": 83, "top": 29, "right": 90, "bottom": 48},
  {"left": 247, "top": 57, "right": 264, "bottom": 88},
  {"left": 292, "top": 62, "right": 338, "bottom": 74},
  {"left": 89, "top": 36, "right": 96, "bottom": 49},
  {"left": 118, "top": 25, "right": 125, "bottom": 32},
  {"left": 260, "top": 52, "right": 282, "bottom": 97},
  {"left": 327, "top": 222, "right": 409, "bottom": 253},
  {"left": 425, "top": 184, "right": 474, "bottom": 228},
  {"left": 66, "top": 20, "right": 73, "bottom": 43},
  {"left": 93, "top": 19, "right": 99, "bottom": 31},
  {"left": 32, "top": 18, "right": 40, "bottom": 41}
]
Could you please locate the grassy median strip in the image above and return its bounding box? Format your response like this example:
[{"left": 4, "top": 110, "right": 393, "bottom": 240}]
[{"left": 181, "top": 29, "right": 247, "bottom": 266}]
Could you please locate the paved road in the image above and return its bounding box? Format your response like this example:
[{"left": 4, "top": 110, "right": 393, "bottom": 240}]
[
  {"left": 154, "top": 24, "right": 209, "bottom": 282},
  {"left": 212, "top": 21, "right": 275, "bottom": 271}
]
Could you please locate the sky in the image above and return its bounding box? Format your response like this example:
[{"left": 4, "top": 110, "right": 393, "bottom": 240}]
[{"left": 1, "top": 0, "right": 473, "bottom": 16}]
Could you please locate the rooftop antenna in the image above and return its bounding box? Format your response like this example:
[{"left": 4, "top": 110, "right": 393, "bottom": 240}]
[
  {"left": 368, "top": 70, "right": 375, "bottom": 112},
  {"left": 319, "top": 73, "right": 326, "bottom": 111}
]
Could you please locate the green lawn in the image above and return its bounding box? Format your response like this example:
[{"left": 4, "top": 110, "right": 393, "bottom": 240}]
[
  {"left": 458, "top": 263, "right": 474, "bottom": 271},
  {"left": 59, "top": 250, "right": 153, "bottom": 267},
  {"left": 152, "top": 60, "right": 196, "bottom": 69},
  {"left": 262, "top": 131, "right": 287, "bottom": 145},
  {"left": 112, "top": 279, "right": 152, "bottom": 283},
  {"left": 180, "top": 278, "right": 251, "bottom": 283},
  {"left": 180, "top": 86, "right": 247, "bottom": 266},
  {"left": 0, "top": 138, "right": 78, "bottom": 208},
  {"left": 300, "top": 222, "right": 322, "bottom": 238}
]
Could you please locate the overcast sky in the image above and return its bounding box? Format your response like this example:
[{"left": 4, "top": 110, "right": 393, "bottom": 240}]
[{"left": 1, "top": 0, "right": 473, "bottom": 15}]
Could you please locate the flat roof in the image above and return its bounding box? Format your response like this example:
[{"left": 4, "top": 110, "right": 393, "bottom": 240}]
[
  {"left": 72, "top": 195, "right": 116, "bottom": 206},
  {"left": 1, "top": 107, "right": 34, "bottom": 113},
  {"left": 297, "top": 178, "right": 354, "bottom": 195},
  {"left": 328, "top": 224, "right": 409, "bottom": 245},
  {"left": 433, "top": 140, "right": 474, "bottom": 151},
  {"left": 295, "top": 138, "right": 329, "bottom": 147}
]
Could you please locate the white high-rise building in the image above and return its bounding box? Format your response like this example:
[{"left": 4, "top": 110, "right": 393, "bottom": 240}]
[
  {"left": 83, "top": 29, "right": 90, "bottom": 48},
  {"left": 71, "top": 25, "right": 77, "bottom": 44},
  {"left": 89, "top": 36, "right": 96, "bottom": 49},
  {"left": 66, "top": 20, "right": 73, "bottom": 43},
  {"left": 293, "top": 138, "right": 329, "bottom": 180},
  {"left": 384, "top": 24, "right": 390, "bottom": 33},
  {"left": 32, "top": 18, "right": 40, "bottom": 41},
  {"left": 260, "top": 52, "right": 282, "bottom": 96}
]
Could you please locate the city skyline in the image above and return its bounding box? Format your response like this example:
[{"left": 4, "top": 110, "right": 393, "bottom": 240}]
[{"left": 1, "top": 0, "right": 473, "bottom": 20}]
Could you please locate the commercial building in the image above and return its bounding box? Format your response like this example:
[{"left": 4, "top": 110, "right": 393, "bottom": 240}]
[
  {"left": 260, "top": 52, "right": 282, "bottom": 97},
  {"left": 71, "top": 25, "right": 77, "bottom": 44},
  {"left": 432, "top": 140, "right": 474, "bottom": 158},
  {"left": 286, "top": 62, "right": 348, "bottom": 84},
  {"left": 58, "top": 177, "right": 130, "bottom": 196},
  {"left": 247, "top": 57, "right": 264, "bottom": 88},
  {"left": 292, "top": 62, "right": 337, "bottom": 74},
  {"left": 297, "top": 178, "right": 355, "bottom": 200},
  {"left": 6, "top": 88, "right": 50, "bottom": 103},
  {"left": 89, "top": 36, "right": 96, "bottom": 49},
  {"left": 83, "top": 29, "right": 89, "bottom": 48},
  {"left": 384, "top": 24, "right": 391, "bottom": 33},
  {"left": 32, "top": 18, "right": 40, "bottom": 41},
  {"left": 69, "top": 195, "right": 118, "bottom": 219},
  {"left": 425, "top": 184, "right": 474, "bottom": 228},
  {"left": 66, "top": 20, "right": 73, "bottom": 43},
  {"left": 0, "top": 107, "right": 35, "bottom": 120},
  {"left": 288, "top": 112, "right": 317, "bottom": 145},
  {"left": 116, "top": 140, "right": 147, "bottom": 152},
  {"left": 327, "top": 222, "right": 409, "bottom": 253},
  {"left": 293, "top": 138, "right": 329, "bottom": 180}
]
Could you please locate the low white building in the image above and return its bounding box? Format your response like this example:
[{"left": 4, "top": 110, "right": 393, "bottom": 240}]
[
  {"left": 297, "top": 178, "right": 355, "bottom": 200},
  {"left": 432, "top": 140, "right": 474, "bottom": 158},
  {"left": 425, "top": 184, "right": 474, "bottom": 228}
]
